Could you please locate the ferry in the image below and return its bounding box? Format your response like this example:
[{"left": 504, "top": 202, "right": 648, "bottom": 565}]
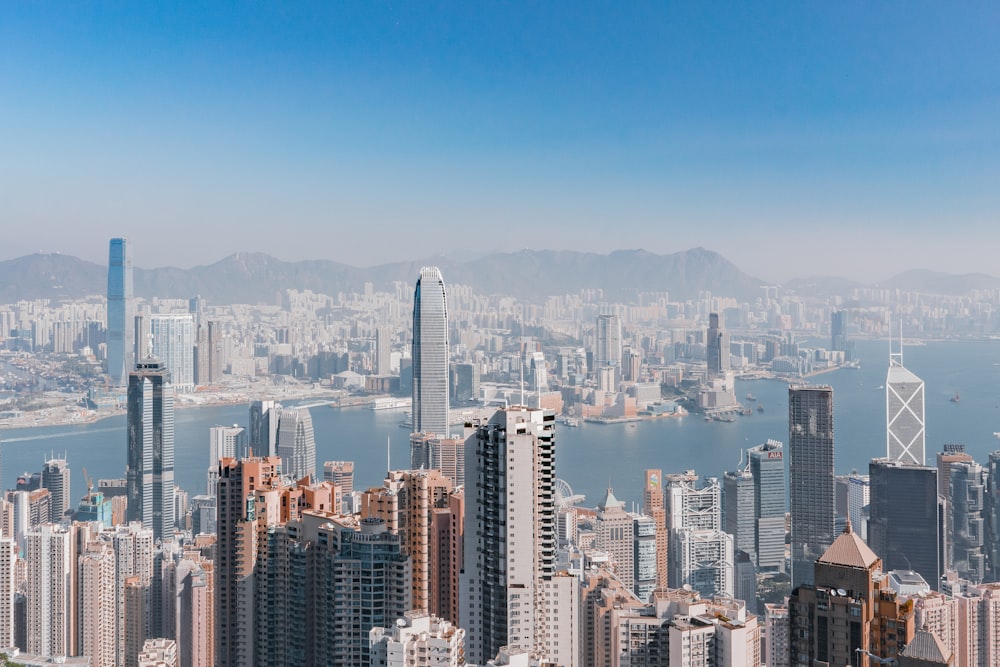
[
  {"left": 370, "top": 397, "right": 411, "bottom": 411},
  {"left": 950, "top": 392, "right": 961, "bottom": 404},
  {"left": 745, "top": 393, "right": 757, "bottom": 401},
  {"left": 559, "top": 416, "right": 580, "bottom": 427}
]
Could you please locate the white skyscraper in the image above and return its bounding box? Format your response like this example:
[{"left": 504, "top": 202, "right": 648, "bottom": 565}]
[
  {"left": 412, "top": 267, "right": 449, "bottom": 437},
  {"left": 594, "top": 313, "right": 622, "bottom": 373},
  {"left": 277, "top": 407, "right": 316, "bottom": 481},
  {"left": 887, "top": 340, "right": 926, "bottom": 465},
  {"left": 150, "top": 314, "right": 195, "bottom": 392},
  {"left": 207, "top": 425, "right": 247, "bottom": 495},
  {"left": 461, "top": 407, "right": 560, "bottom": 665},
  {"left": 666, "top": 472, "right": 734, "bottom": 599},
  {"left": 26, "top": 524, "right": 75, "bottom": 659}
]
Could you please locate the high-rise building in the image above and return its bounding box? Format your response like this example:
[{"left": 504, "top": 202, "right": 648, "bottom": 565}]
[
  {"left": 430, "top": 489, "right": 464, "bottom": 627},
  {"left": 78, "top": 541, "right": 117, "bottom": 667},
  {"left": 887, "top": 344, "right": 926, "bottom": 465},
  {"left": 323, "top": 460, "right": 354, "bottom": 513},
  {"left": 594, "top": 313, "right": 622, "bottom": 377},
  {"left": 831, "top": 309, "right": 848, "bottom": 353},
  {"left": 112, "top": 522, "right": 155, "bottom": 667},
  {"left": 0, "top": 537, "right": 16, "bottom": 650},
  {"left": 149, "top": 315, "right": 195, "bottom": 393},
  {"left": 594, "top": 488, "right": 635, "bottom": 592},
  {"left": 706, "top": 312, "right": 730, "bottom": 376},
  {"left": 127, "top": 358, "right": 175, "bottom": 541},
  {"left": 665, "top": 473, "right": 734, "bottom": 598},
  {"left": 207, "top": 425, "right": 246, "bottom": 495},
  {"left": 361, "top": 468, "right": 453, "bottom": 615},
  {"left": 369, "top": 612, "right": 465, "bottom": 667},
  {"left": 789, "top": 384, "right": 835, "bottom": 589},
  {"left": 412, "top": 267, "right": 449, "bottom": 437},
  {"left": 642, "top": 469, "right": 669, "bottom": 590},
  {"left": 409, "top": 433, "right": 466, "bottom": 488},
  {"left": 763, "top": 602, "right": 790, "bottom": 667},
  {"left": 986, "top": 450, "right": 1000, "bottom": 582},
  {"left": 748, "top": 440, "right": 787, "bottom": 571},
  {"left": 26, "top": 524, "right": 76, "bottom": 659},
  {"left": 950, "top": 460, "right": 987, "bottom": 583},
  {"left": 276, "top": 407, "right": 316, "bottom": 481},
  {"left": 633, "top": 514, "right": 658, "bottom": 604},
  {"left": 868, "top": 458, "right": 942, "bottom": 592},
  {"left": 374, "top": 326, "right": 392, "bottom": 376},
  {"left": 41, "top": 457, "right": 70, "bottom": 521},
  {"left": 460, "top": 407, "right": 558, "bottom": 665},
  {"left": 248, "top": 400, "right": 281, "bottom": 458},
  {"left": 107, "top": 237, "right": 135, "bottom": 386},
  {"left": 788, "top": 523, "right": 915, "bottom": 666},
  {"left": 723, "top": 465, "right": 756, "bottom": 564}
]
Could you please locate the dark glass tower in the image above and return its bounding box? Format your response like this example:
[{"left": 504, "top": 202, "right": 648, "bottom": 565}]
[
  {"left": 868, "top": 458, "right": 941, "bottom": 590},
  {"left": 107, "top": 237, "right": 134, "bottom": 386},
  {"left": 127, "top": 357, "right": 175, "bottom": 541},
  {"left": 789, "top": 384, "right": 835, "bottom": 589},
  {"left": 412, "top": 267, "right": 449, "bottom": 436}
]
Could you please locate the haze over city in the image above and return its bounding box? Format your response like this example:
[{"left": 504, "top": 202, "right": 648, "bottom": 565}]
[{"left": 2, "top": 3, "right": 999, "bottom": 281}]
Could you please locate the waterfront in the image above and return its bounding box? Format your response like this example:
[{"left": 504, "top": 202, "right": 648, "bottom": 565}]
[{"left": 2, "top": 339, "right": 1000, "bottom": 510}]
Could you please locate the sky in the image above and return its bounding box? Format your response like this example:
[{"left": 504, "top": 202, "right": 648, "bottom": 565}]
[{"left": 1, "top": 2, "right": 998, "bottom": 283}]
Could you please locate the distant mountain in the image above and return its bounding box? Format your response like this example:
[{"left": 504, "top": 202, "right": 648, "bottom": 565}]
[
  {"left": 0, "top": 248, "right": 764, "bottom": 304},
  {"left": 877, "top": 270, "right": 1000, "bottom": 295},
  {"left": 783, "top": 276, "right": 866, "bottom": 299}
]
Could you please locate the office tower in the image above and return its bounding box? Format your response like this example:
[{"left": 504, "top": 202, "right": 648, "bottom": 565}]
[
  {"left": 409, "top": 433, "right": 466, "bottom": 488},
  {"left": 706, "top": 312, "right": 729, "bottom": 376},
  {"left": 594, "top": 313, "right": 622, "bottom": 376},
  {"left": 461, "top": 407, "right": 557, "bottom": 665},
  {"left": 323, "top": 460, "right": 354, "bottom": 513},
  {"left": 375, "top": 326, "right": 392, "bottom": 375},
  {"left": 368, "top": 612, "right": 465, "bottom": 667},
  {"left": 193, "top": 321, "right": 223, "bottom": 386},
  {"left": 642, "top": 469, "right": 669, "bottom": 590},
  {"left": 950, "top": 460, "right": 987, "bottom": 583},
  {"left": 763, "top": 602, "right": 790, "bottom": 667},
  {"left": 831, "top": 309, "right": 848, "bottom": 352},
  {"left": 789, "top": 384, "right": 835, "bottom": 589},
  {"left": 987, "top": 450, "right": 1000, "bottom": 582},
  {"left": 594, "top": 488, "right": 635, "bottom": 592},
  {"left": 248, "top": 400, "right": 281, "bottom": 458},
  {"left": 412, "top": 266, "right": 449, "bottom": 437},
  {"left": 149, "top": 314, "right": 195, "bottom": 392},
  {"left": 937, "top": 444, "right": 972, "bottom": 501},
  {"left": 361, "top": 468, "right": 454, "bottom": 615},
  {"left": 276, "top": 406, "right": 316, "bottom": 481},
  {"left": 788, "top": 523, "right": 915, "bottom": 666},
  {"left": 868, "top": 458, "right": 942, "bottom": 592},
  {"left": 748, "top": 440, "right": 787, "bottom": 571},
  {"left": 723, "top": 464, "right": 756, "bottom": 564},
  {"left": 633, "top": 514, "right": 657, "bottom": 603},
  {"left": 127, "top": 357, "right": 175, "bottom": 541},
  {"left": 207, "top": 425, "right": 246, "bottom": 495},
  {"left": 887, "top": 342, "right": 926, "bottom": 465},
  {"left": 665, "top": 473, "right": 734, "bottom": 598},
  {"left": 78, "top": 542, "right": 117, "bottom": 667},
  {"left": 449, "top": 362, "right": 479, "bottom": 403},
  {"left": 41, "top": 457, "right": 71, "bottom": 521},
  {"left": 26, "top": 524, "right": 76, "bottom": 659},
  {"left": 0, "top": 537, "right": 16, "bottom": 650},
  {"left": 107, "top": 237, "right": 135, "bottom": 386},
  {"left": 846, "top": 472, "right": 871, "bottom": 541},
  {"left": 134, "top": 312, "right": 151, "bottom": 362}
]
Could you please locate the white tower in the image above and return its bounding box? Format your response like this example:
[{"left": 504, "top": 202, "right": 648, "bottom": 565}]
[
  {"left": 412, "top": 267, "right": 449, "bottom": 437},
  {"left": 887, "top": 333, "right": 925, "bottom": 465}
]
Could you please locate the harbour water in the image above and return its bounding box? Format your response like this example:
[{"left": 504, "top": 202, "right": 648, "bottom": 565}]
[{"left": 2, "top": 339, "right": 1000, "bottom": 510}]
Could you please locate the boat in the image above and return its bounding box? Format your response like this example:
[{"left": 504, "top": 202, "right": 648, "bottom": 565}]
[
  {"left": 994, "top": 432, "right": 1000, "bottom": 439},
  {"left": 757, "top": 403, "right": 764, "bottom": 413},
  {"left": 560, "top": 417, "right": 580, "bottom": 428},
  {"left": 745, "top": 393, "right": 757, "bottom": 401},
  {"left": 951, "top": 392, "right": 961, "bottom": 403}
]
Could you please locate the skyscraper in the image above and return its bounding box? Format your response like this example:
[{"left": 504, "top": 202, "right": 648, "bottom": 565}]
[
  {"left": 665, "top": 472, "right": 734, "bottom": 598},
  {"left": 724, "top": 465, "right": 756, "bottom": 564},
  {"left": 950, "top": 459, "right": 987, "bottom": 583},
  {"left": 594, "top": 488, "right": 635, "bottom": 592},
  {"left": 748, "top": 440, "right": 787, "bottom": 571},
  {"left": 642, "top": 469, "right": 669, "bottom": 590},
  {"left": 789, "top": 384, "right": 835, "bottom": 589},
  {"left": 706, "top": 312, "right": 729, "bottom": 376},
  {"left": 26, "top": 524, "right": 76, "bottom": 659},
  {"left": 248, "top": 400, "right": 281, "bottom": 458},
  {"left": 461, "top": 407, "right": 558, "bottom": 665},
  {"left": 868, "top": 458, "right": 942, "bottom": 591},
  {"left": 207, "top": 425, "right": 246, "bottom": 495},
  {"left": 41, "top": 457, "right": 70, "bottom": 521},
  {"left": 276, "top": 407, "right": 316, "bottom": 481},
  {"left": 127, "top": 357, "right": 175, "bottom": 541},
  {"left": 830, "top": 309, "right": 848, "bottom": 352},
  {"left": 412, "top": 267, "right": 449, "bottom": 437},
  {"left": 375, "top": 326, "right": 392, "bottom": 375},
  {"left": 887, "top": 343, "right": 926, "bottom": 465},
  {"left": 150, "top": 314, "right": 195, "bottom": 392},
  {"left": 107, "top": 237, "right": 134, "bottom": 386},
  {"left": 594, "top": 313, "right": 622, "bottom": 376}
]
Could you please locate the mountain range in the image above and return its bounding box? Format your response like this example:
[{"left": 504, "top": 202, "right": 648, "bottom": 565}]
[{"left": 0, "top": 249, "right": 995, "bottom": 305}]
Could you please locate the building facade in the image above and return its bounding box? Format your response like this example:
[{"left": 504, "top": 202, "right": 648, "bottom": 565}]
[
  {"left": 412, "top": 267, "right": 450, "bottom": 437},
  {"left": 127, "top": 358, "right": 176, "bottom": 541},
  {"left": 107, "top": 237, "right": 135, "bottom": 386}
]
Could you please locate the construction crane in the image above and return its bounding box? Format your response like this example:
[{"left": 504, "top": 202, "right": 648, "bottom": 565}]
[{"left": 82, "top": 466, "right": 93, "bottom": 495}]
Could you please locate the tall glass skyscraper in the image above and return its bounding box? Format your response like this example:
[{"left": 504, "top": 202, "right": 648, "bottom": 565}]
[
  {"left": 886, "top": 346, "right": 925, "bottom": 465},
  {"left": 276, "top": 407, "right": 316, "bottom": 481},
  {"left": 126, "top": 357, "right": 175, "bottom": 541},
  {"left": 749, "top": 439, "right": 787, "bottom": 571},
  {"left": 789, "top": 384, "right": 835, "bottom": 589},
  {"left": 412, "top": 267, "right": 449, "bottom": 437},
  {"left": 107, "top": 237, "right": 134, "bottom": 386},
  {"left": 150, "top": 314, "right": 195, "bottom": 392}
]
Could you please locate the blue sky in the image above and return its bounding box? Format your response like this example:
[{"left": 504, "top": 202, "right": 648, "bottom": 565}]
[{"left": 1, "top": 2, "right": 997, "bottom": 281}]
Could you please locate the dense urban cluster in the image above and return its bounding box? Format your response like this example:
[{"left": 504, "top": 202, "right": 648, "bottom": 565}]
[{"left": 1, "top": 238, "right": 1000, "bottom": 667}]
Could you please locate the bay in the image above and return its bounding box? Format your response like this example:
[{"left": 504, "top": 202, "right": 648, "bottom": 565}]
[{"left": 3, "top": 339, "right": 1000, "bottom": 511}]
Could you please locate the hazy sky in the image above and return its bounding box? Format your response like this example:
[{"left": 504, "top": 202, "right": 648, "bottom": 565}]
[{"left": 1, "top": 3, "right": 997, "bottom": 283}]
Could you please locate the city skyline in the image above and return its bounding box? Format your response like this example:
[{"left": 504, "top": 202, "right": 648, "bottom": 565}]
[{"left": 2, "top": 4, "right": 998, "bottom": 281}]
